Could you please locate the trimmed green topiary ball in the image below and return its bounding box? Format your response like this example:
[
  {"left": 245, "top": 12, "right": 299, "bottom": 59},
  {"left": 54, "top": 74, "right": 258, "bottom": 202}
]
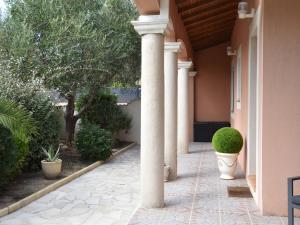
[{"left": 212, "top": 127, "right": 243, "bottom": 154}]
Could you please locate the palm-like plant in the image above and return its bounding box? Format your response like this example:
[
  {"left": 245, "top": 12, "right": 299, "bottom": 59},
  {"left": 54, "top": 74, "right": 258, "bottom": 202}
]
[
  {"left": 42, "top": 146, "right": 60, "bottom": 162},
  {"left": 0, "top": 99, "right": 37, "bottom": 144}
]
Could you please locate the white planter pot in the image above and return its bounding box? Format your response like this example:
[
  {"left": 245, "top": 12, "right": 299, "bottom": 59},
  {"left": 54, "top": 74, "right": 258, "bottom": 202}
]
[
  {"left": 41, "top": 159, "right": 62, "bottom": 179},
  {"left": 164, "top": 165, "right": 170, "bottom": 182},
  {"left": 215, "top": 152, "right": 238, "bottom": 180}
]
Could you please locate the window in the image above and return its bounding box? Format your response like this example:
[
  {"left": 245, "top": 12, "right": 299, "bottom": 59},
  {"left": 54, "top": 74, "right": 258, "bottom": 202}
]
[{"left": 236, "top": 45, "right": 242, "bottom": 110}]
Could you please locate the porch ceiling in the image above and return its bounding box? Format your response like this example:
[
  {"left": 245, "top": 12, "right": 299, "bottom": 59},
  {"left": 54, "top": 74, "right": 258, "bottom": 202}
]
[{"left": 176, "top": 0, "right": 239, "bottom": 51}]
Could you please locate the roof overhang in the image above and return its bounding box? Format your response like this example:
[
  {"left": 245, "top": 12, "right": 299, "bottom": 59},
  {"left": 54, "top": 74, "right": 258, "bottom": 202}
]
[{"left": 134, "top": 0, "right": 240, "bottom": 53}]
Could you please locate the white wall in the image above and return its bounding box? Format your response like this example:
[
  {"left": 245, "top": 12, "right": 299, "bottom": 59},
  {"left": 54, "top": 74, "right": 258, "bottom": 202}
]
[{"left": 117, "top": 99, "right": 141, "bottom": 144}]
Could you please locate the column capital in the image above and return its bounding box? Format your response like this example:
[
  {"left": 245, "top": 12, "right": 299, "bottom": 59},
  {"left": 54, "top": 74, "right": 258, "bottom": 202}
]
[
  {"left": 178, "top": 61, "right": 193, "bottom": 69},
  {"left": 164, "top": 42, "right": 181, "bottom": 53},
  {"left": 189, "top": 71, "right": 197, "bottom": 77},
  {"left": 131, "top": 15, "right": 168, "bottom": 35}
]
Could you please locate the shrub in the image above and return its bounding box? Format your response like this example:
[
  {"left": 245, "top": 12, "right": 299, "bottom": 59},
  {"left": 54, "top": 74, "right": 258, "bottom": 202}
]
[
  {"left": 212, "top": 127, "right": 243, "bottom": 154},
  {"left": 77, "top": 91, "right": 131, "bottom": 134},
  {"left": 0, "top": 128, "right": 24, "bottom": 190},
  {"left": 76, "top": 123, "right": 113, "bottom": 161},
  {"left": 0, "top": 75, "right": 62, "bottom": 171},
  {"left": 26, "top": 102, "right": 62, "bottom": 171}
]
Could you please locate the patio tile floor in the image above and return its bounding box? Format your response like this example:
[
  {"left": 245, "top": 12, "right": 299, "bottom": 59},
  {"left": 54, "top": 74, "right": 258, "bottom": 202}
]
[{"left": 128, "top": 143, "right": 297, "bottom": 225}]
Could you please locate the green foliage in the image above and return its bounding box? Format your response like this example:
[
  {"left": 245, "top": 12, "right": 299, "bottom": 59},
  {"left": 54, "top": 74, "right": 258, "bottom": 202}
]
[
  {"left": 0, "top": 127, "right": 26, "bottom": 190},
  {"left": 212, "top": 127, "right": 243, "bottom": 154},
  {"left": 0, "top": 74, "right": 62, "bottom": 171},
  {"left": 76, "top": 123, "right": 113, "bottom": 161},
  {"left": 0, "top": 0, "right": 140, "bottom": 95},
  {"left": 0, "top": 0, "right": 140, "bottom": 146},
  {"left": 77, "top": 91, "right": 131, "bottom": 134},
  {"left": 42, "top": 145, "right": 60, "bottom": 162},
  {"left": 27, "top": 102, "right": 62, "bottom": 170},
  {"left": 0, "top": 98, "right": 37, "bottom": 187},
  {"left": 0, "top": 99, "right": 37, "bottom": 144}
]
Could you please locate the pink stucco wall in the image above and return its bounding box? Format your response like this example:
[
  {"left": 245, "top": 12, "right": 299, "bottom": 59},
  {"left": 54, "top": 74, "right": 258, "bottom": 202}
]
[
  {"left": 231, "top": 0, "right": 300, "bottom": 216},
  {"left": 260, "top": 0, "right": 300, "bottom": 216},
  {"left": 194, "top": 43, "right": 231, "bottom": 122}
]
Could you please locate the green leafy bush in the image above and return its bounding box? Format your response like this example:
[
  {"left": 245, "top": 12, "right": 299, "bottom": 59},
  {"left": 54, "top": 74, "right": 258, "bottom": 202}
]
[
  {"left": 212, "top": 127, "right": 243, "bottom": 154},
  {"left": 0, "top": 98, "right": 37, "bottom": 189},
  {"left": 0, "top": 75, "right": 62, "bottom": 171},
  {"left": 0, "top": 128, "right": 24, "bottom": 189},
  {"left": 76, "top": 123, "right": 113, "bottom": 161},
  {"left": 26, "top": 102, "right": 62, "bottom": 171},
  {"left": 77, "top": 91, "right": 131, "bottom": 134}
]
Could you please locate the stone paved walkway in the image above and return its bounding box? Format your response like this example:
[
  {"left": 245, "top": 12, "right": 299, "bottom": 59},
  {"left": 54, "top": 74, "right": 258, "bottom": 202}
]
[
  {"left": 129, "top": 143, "right": 297, "bottom": 225},
  {"left": 0, "top": 145, "right": 140, "bottom": 225}
]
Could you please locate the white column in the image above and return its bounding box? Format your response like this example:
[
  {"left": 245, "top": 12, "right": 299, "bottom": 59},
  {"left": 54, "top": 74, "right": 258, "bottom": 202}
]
[
  {"left": 178, "top": 61, "right": 193, "bottom": 154},
  {"left": 132, "top": 17, "right": 168, "bottom": 208},
  {"left": 164, "top": 42, "right": 181, "bottom": 180},
  {"left": 188, "top": 71, "right": 197, "bottom": 142}
]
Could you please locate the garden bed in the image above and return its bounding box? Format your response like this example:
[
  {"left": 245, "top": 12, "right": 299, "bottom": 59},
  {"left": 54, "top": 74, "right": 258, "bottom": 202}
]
[{"left": 0, "top": 141, "right": 133, "bottom": 210}]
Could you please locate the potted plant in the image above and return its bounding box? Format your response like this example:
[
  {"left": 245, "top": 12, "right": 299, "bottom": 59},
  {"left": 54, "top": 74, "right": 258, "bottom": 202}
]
[
  {"left": 41, "top": 146, "right": 62, "bottom": 179},
  {"left": 212, "top": 127, "right": 243, "bottom": 180}
]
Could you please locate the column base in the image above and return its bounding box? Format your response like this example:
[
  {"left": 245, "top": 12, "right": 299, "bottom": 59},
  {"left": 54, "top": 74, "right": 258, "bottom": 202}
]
[{"left": 141, "top": 201, "right": 165, "bottom": 209}]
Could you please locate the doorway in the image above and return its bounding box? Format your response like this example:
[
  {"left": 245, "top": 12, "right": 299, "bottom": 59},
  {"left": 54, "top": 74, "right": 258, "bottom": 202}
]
[{"left": 247, "top": 24, "right": 258, "bottom": 194}]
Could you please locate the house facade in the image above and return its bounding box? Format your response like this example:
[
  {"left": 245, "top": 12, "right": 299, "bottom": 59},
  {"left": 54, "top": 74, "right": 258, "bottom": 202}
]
[{"left": 132, "top": 0, "right": 300, "bottom": 216}]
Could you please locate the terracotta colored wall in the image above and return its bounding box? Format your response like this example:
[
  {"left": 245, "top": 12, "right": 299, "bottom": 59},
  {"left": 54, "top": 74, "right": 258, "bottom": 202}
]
[
  {"left": 231, "top": 0, "right": 300, "bottom": 216},
  {"left": 260, "top": 0, "right": 300, "bottom": 216},
  {"left": 194, "top": 43, "right": 231, "bottom": 122}
]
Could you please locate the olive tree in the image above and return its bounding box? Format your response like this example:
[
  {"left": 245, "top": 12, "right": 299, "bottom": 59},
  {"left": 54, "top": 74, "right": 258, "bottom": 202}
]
[{"left": 0, "top": 0, "right": 140, "bottom": 148}]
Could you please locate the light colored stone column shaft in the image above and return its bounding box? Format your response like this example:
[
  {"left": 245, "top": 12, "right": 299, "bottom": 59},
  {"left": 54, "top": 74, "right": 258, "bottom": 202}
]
[
  {"left": 189, "top": 72, "right": 197, "bottom": 142},
  {"left": 178, "top": 61, "right": 192, "bottom": 154},
  {"left": 140, "top": 33, "right": 165, "bottom": 208},
  {"left": 164, "top": 42, "right": 180, "bottom": 180},
  {"left": 132, "top": 16, "right": 168, "bottom": 208}
]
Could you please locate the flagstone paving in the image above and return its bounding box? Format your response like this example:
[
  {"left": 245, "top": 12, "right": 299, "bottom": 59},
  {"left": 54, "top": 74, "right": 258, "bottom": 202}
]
[
  {"left": 0, "top": 145, "right": 140, "bottom": 225},
  {"left": 128, "top": 143, "right": 298, "bottom": 225}
]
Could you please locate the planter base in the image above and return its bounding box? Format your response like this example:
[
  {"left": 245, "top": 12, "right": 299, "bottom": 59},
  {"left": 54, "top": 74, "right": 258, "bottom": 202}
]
[
  {"left": 220, "top": 174, "right": 235, "bottom": 180},
  {"left": 41, "top": 159, "right": 62, "bottom": 180},
  {"left": 216, "top": 152, "right": 238, "bottom": 180}
]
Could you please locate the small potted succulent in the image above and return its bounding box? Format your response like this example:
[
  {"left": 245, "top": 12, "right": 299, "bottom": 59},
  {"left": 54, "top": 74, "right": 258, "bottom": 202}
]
[
  {"left": 212, "top": 127, "right": 243, "bottom": 180},
  {"left": 41, "top": 145, "right": 62, "bottom": 179}
]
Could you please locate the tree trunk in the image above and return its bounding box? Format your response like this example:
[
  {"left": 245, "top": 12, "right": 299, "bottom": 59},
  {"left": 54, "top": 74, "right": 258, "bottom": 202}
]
[
  {"left": 64, "top": 91, "right": 96, "bottom": 150},
  {"left": 65, "top": 94, "right": 78, "bottom": 149}
]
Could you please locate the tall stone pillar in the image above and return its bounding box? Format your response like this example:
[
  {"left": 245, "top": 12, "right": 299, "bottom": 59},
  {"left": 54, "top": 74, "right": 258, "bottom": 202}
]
[
  {"left": 164, "top": 42, "right": 181, "bottom": 180},
  {"left": 132, "top": 17, "right": 168, "bottom": 208},
  {"left": 189, "top": 71, "right": 197, "bottom": 142},
  {"left": 178, "top": 61, "right": 193, "bottom": 154}
]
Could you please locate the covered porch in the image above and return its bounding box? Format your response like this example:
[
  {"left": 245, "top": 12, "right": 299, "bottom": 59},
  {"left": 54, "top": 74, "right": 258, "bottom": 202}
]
[{"left": 132, "top": 0, "right": 300, "bottom": 218}]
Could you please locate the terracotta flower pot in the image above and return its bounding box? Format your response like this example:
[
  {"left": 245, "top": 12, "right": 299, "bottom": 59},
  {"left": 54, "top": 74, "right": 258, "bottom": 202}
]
[
  {"left": 215, "top": 152, "right": 238, "bottom": 180},
  {"left": 41, "top": 159, "right": 62, "bottom": 179}
]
